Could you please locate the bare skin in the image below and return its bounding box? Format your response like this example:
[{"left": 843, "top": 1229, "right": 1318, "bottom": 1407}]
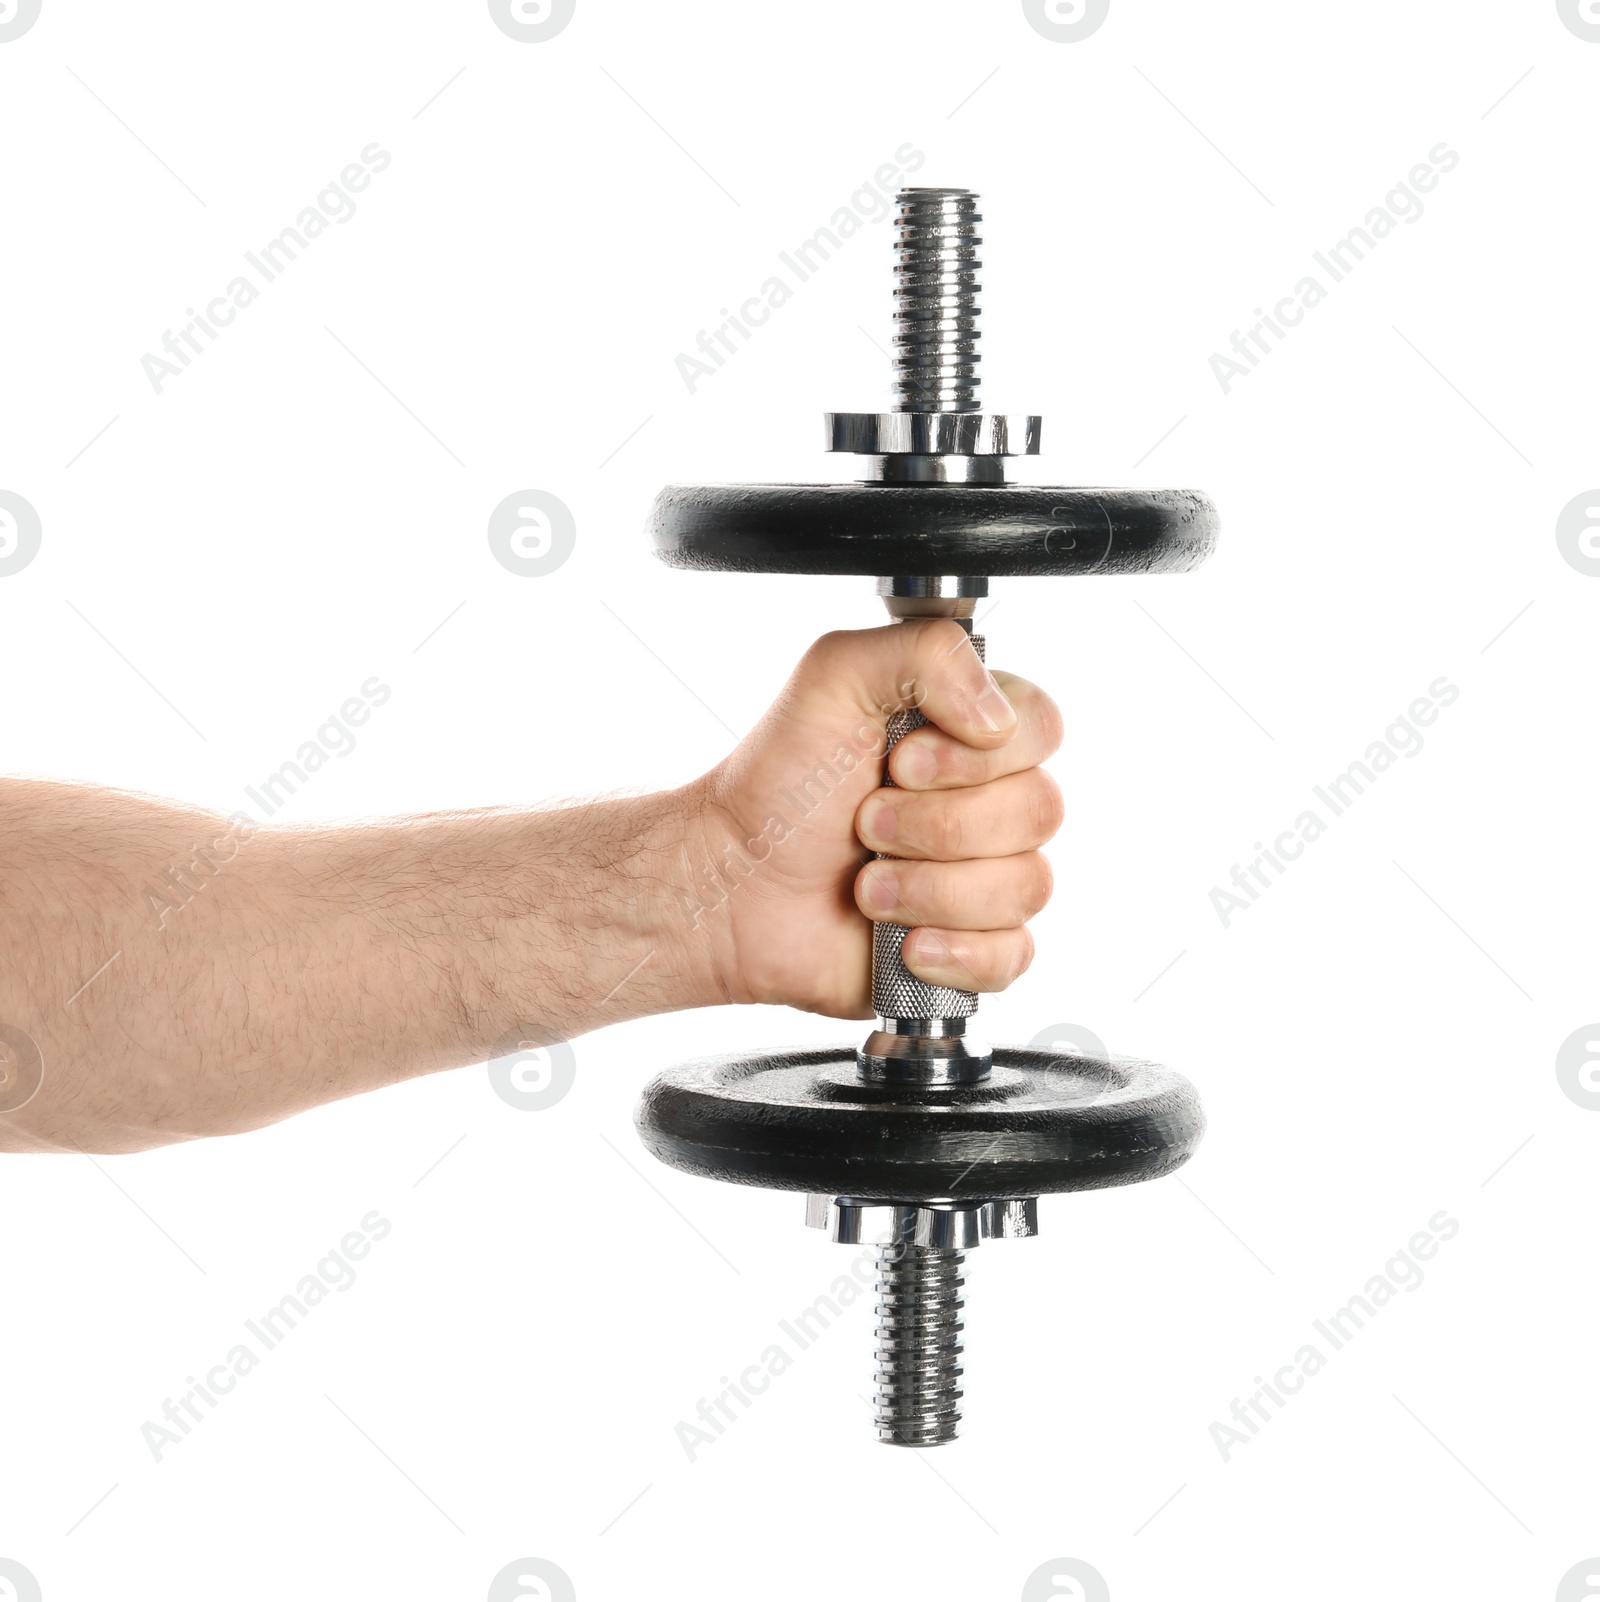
[{"left": 0, "top": 622, "right": 1062, "bottom": 1155}]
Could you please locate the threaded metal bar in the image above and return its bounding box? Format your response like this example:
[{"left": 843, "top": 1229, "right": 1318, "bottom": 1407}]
[
  {"left": 891, "top": 188, "right": 982, "bottom": 413},
  {"left": 873, "top": 1243, "right": 966, "bottom": 1446},
  {"left": 871, "top": 189, "right": 985, "bottom": 1451}
]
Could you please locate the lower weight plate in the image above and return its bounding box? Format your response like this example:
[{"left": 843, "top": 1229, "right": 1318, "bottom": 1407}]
[{"left": 635, "top": 1046, "right": 1205, "bottom": 1199}]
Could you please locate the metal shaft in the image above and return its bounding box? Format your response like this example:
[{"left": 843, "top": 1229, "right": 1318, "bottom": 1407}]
[
  {"left": 874, "top": 1243, "right": 966, "bottom": 1446},
  {"left": 891, "top": 189, "right": 982, "bottom": 413},
  {"left": 866, "top": 191, "right": 988, "bottom": 1448}
]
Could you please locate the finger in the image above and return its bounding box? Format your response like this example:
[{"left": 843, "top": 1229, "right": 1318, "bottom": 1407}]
[
  {"left": 857, "top": 769, "right": 1064, "bottom": 861},
  {"left": 856, "top": 852, "right": 1052, "bottom": 931},
  {"left": 889, "top": 673, "right": 1062, "bottom": 790},
  {"left": 795, "top": 621, "right": 1018, "bottom": 753},
  {"left": 900, "top": 925, "right": 1035, "bottom": 994}
]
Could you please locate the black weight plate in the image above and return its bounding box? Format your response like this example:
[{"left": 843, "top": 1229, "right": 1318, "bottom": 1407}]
[
  {"left": 649, "top": 483, "right": 1218, "bottom": 577},
  {"left": 635, "top": 1046, "right": 1204, "bottom": 1199}
]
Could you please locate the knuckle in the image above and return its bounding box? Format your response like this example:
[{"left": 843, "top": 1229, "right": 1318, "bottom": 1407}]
[
  {"left": 800, "top": 629, "right": 856, "bottom": 685},
  {"left": 903, "top": 871, "right": 935, "bottom": 922},
  {"left": 1031, "top": 688, "right": 1065, "bottom": 759},
  {"left": 981, "top": 929, "right": 1033, "bottom": 991},
  {"left": 807, "top": 628, "right": 852, "bottom": 663},
  {"left": 913, "top": 616, "right": 969, "bottom": 658},
  {"left": 929, "top": 734, "right": 981, "bottom": 787},
  {"left": 976, "top": 932, "right": 1023, "bottom": 993},
  {"left": 1027, "top": 772, "right": 1065, "bottom": 841},
  {"left": 892, "top": 862, "right": 927, "bottom": 919},
  {"left": 925, "top": 797, "right": 964, "bottom": 857},
  {"left": 910, "top": 619, "right": 980, "bottom": 688},
  {"left": 1021, "top": 853, "right": 1054, "bottom": 918}
]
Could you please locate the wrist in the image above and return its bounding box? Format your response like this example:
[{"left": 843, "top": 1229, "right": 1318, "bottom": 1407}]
[
  {"left": 582, "top": 783, "right": 737, "bottom": 1022},
  {"left": 474, "top": 787, "right": 734, "bottom": 1041}
]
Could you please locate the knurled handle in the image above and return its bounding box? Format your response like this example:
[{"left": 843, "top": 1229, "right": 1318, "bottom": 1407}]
[{"left": 870, "top": 635, "right": 985, "bottom": 1022}]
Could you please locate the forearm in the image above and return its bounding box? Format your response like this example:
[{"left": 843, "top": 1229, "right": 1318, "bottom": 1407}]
[
  {"left": 0, "top": 625, "right": 1061, "bottom": 1156},
  {"left": 0, "top": 779, "right": 718, "bottom": 1153}
]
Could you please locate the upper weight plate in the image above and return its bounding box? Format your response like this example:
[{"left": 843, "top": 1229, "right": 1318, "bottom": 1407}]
[
  {"left": 649, "top": 483, "right": 1218, "bottom": 577},
  {"left": 636, "top": 1046, "right": 1204, "bottom": 1199}
]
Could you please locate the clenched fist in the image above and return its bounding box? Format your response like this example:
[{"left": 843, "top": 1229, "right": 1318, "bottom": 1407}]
[{"left": 682, "top": 621, "right": 1064, "bottom": 1019}]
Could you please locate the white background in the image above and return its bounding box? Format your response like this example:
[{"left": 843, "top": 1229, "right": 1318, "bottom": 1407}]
[{"left": 1, "top": 2, "right": 1596, "bottom": 1599}]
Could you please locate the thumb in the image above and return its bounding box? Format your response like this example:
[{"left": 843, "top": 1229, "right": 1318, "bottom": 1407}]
[{"left": 796, "top": 620, "right": 1018, "bottom": 751}]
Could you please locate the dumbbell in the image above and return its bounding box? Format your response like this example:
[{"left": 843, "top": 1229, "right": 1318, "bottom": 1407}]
[{"left": 636, "top": 188, "right": 1218, "bottom": 1446}]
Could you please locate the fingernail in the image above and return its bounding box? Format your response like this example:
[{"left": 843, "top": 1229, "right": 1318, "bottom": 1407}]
[
  {"left": 863, "top": 866, "right": 900, "bottom": 915},
  {"left": 910, "top": 928, "right": 949, "bottom": 966},
  {"left": 896, "top": 741, "right": 938, "bottom": 787},
  {"left": 974, "top": 677, "right": 1017, "bottom": 733},
  {"left": 864, "top": 799, "right": 898, "bottom": 846}
]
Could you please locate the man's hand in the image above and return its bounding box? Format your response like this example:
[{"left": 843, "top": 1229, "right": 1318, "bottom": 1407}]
[
  {"left": 0, "top": 625, "right": 1061, "bottom": 1153},
  {"left": 684, "top": 621, "right": 1063, "bottom": 1019}
]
